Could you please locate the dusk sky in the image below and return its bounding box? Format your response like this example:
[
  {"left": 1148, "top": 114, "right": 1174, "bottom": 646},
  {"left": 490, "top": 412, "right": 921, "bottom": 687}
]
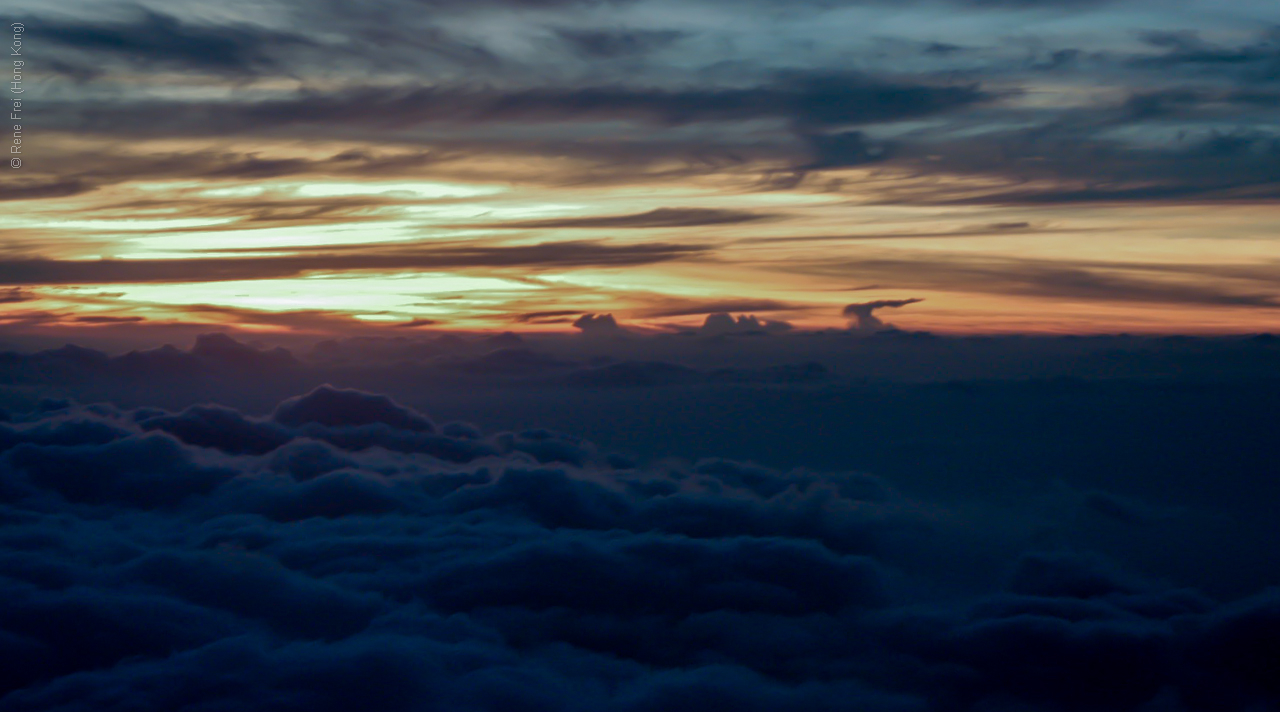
[
  {"left": 3, "top": 0, "right": 1280, "bottom": 338},
  {"left": 2, "top": 3, "right": 1280, "bottom": 712}
]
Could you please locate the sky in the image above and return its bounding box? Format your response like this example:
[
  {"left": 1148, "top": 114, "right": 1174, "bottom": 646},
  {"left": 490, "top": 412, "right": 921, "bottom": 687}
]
[
  {"left": 2, "top": 2, "right": 1280, "bottom": 710},
  {"left": 2, "top": 0, "right": 1280, "bottom": 338}
]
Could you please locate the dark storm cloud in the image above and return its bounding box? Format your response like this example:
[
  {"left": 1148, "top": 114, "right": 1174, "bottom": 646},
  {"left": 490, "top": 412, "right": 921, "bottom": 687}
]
[
  {"left": 0, "top": 241, "right": 708, "bottom": 285},
  {"left": 957, "top": 180, "right": 1280, "bottom": 206},
  {"left": 9, "top": 1, "right": 1279, "bottom": 207},
  {"left": 1118, "top": 88, "right": 1280, "bottom": 121},
  {"left": 0, "top": 179, "right": 95, "bottom": 202},
  {"left": 342, "top": 73, "right": 988, "bottom": 130},
  {"left": 492, "top": 207, "right": 778, "bottom": 229},
  {"left": 897, "top": 120, "right": 1280, "bottom": 206},
  {"left": 51, "top": 75, "right": 989, "bottom": 137},
  {"left": 0, "top": 380, "right": 1278, "bottom": 710},
  {"left": 20, "top": 19, "right": 1271, "bottom": 203},
  {"left": 40, "top": 77, "right": 1272, "bottom": 206},
  {"left": 45, "top": 88, "right": 1268, "bottom": 203},
  {"left": 555, "top": 28, "right": 689, "bottom": 58},
  {"left": 22, "top": 10, "right": 317, "bottom": 74},
  {"left": 800, "top": 254, "right": 1280, "bottom": 309},
  {"left": 798, "top": 130, "right": 892, "bottom": 169},
  {"left": 1133, "top": 29, "right": 1280, "bottom": 78}
]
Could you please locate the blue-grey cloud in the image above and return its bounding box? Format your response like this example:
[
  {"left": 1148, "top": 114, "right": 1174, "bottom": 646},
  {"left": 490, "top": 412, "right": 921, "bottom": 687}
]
[
  {"left": 22, "top": 10, "right": 318, "bottom": 74},
  {"left": 0, "top": 379, "right": 1278, "bottom": 711}
]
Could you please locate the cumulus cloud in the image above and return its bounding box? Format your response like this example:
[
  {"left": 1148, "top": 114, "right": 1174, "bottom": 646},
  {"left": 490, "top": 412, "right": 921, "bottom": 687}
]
[
  {"left": 0, "top": 385, "right": 1277, "bottom": 711},
  {"left": 697, "top": 312, "right": 793, "bottom": 336},
  {"left": 573, "top": 313, "right": 628, "bottom": 336},
  {"left": 842, "top": 299, "right": 925, "bottom": 332}
]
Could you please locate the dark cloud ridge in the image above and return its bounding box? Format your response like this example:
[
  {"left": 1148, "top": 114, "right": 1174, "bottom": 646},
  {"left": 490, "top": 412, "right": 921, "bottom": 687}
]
[
  {"left": 22, "top": 9, "right": 319, "bottom": 75},
  {"left": 0, "top": 241, "right": 707, "bottom": 285},
  {"left": 52, "top": 75, "right": 989, "bottom": 137},
  {"left": 492, "top": 207, "right": 779, "bottom": 229}
]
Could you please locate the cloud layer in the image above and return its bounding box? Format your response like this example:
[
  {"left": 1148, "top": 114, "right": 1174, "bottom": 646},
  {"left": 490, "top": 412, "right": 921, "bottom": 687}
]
[{"left": 0, "top": 381, "right": 1278, "bottom": 710}]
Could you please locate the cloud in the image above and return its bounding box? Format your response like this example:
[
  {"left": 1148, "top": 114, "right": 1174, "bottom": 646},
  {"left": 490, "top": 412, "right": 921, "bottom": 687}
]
[
  {"left": 0, "top": 179, "right": 95, "bottom": 201},
  {"left": 6, "top": 431, "right": 237, "bottom": 507},
  {"left": 140, "top": 404, "right": 294, "bottom": 455},
  {"left": 1133, "top": 29, "right": 1280, "bottom": 77},
  {"left": 573, "top": 313, "right": 627, "bottom": 336},
  {"left": 803, "top": 253, "right": 1280, "bottom": 310},
  {"left": 0, "top": 384, "right": 1278, "bottom": 711},
  {"left": 491, "top": 207, "right": 779, "bottom": 229},
  {"left": 0, "top": 288, "right": 36, "bottom": 304},
  {"left": 272, "top": 385, "right": 435, "bottom": 431},
  {"left": 555, "top": 28, "right": 689, "bottom": 58},
  {"left": 842, "top": 299, "right": 924, "bottom": 332},
  {"left": 799, "top": 130, "right": 891, "bottom": 169},
  {"left": 23, "top": 9, "right": 317, "bottom": 75},
  {"left": 517, "top": 310, "right": 583, "bottom": 324},
  {"left": 69, "top": 315, "right": 146, "bottom": 324},
  {"left": 737, "top": 222, "right": 1045, "bottom": 245},
  {"left": 6, "top": 0, "right": 1278, "bottom": 212},
  {"left": 49, "top": 75, "right": 989, "bottom": 138},
  {"left": 697, "top": 312, "right": 793, "bottom": 336},
  {"left": 0, "top": 241, "right": 709, "bottom": 285},
  {"left": 896, "top": 127, "right": 1280, "bottom": 207},
  {"left": 396, "top": 318, "right": 439, "bottom": 329}
]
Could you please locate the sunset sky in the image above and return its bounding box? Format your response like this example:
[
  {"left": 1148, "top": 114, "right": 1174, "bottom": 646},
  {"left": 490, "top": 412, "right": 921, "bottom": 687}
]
[
  {"left": 4, "top": 2, "right": 1280, "bottom": 708},
  {"left": 3, "top": 0, "right": 1280, "bottom": 337}
]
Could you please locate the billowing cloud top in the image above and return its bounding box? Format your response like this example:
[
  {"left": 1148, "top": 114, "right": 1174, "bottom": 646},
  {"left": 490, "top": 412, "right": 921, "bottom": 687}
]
[{"left": 0, "top": 378, "right": 1278, "bottom": 710}]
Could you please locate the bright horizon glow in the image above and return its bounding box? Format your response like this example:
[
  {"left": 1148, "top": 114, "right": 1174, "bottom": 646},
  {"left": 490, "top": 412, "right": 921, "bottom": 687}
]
[{"left": 4, "top": 163, "right": 1279, "bottom": 336}]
